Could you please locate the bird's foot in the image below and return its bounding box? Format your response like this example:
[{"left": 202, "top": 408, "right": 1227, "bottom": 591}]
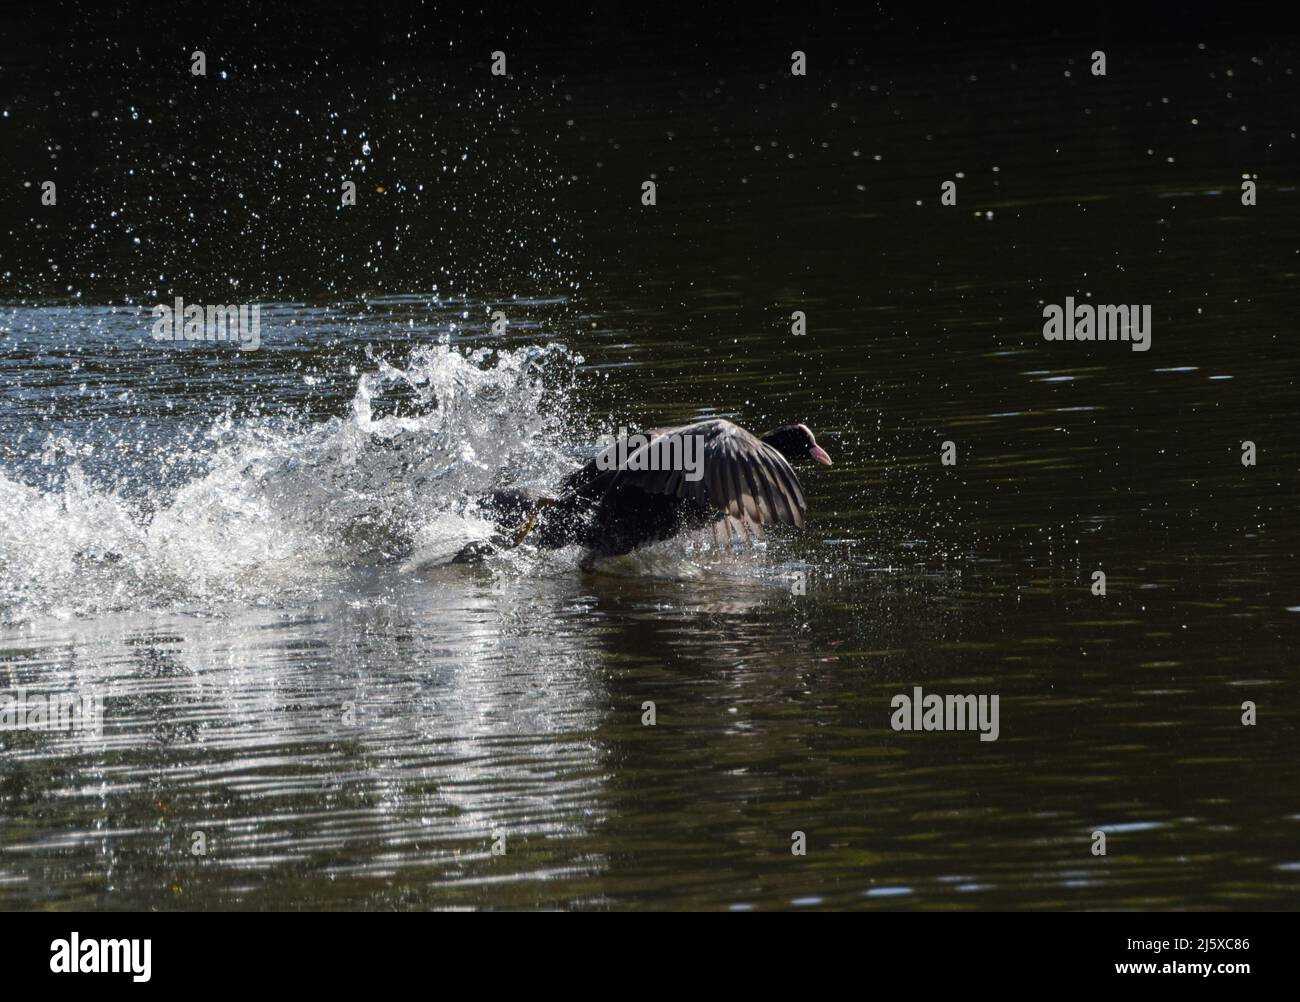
[{"left": 450, "top": 540, "right": 496, "bottom": 564}]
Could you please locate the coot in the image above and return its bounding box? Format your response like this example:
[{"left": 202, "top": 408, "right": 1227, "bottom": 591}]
[{"left": 459, "top": 419, "right": 831, "bottom": 563}]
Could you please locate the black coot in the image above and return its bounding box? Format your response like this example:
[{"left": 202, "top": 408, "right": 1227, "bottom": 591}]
[{"left": 460, "top": 419, "right": 831, "bottom": 564}]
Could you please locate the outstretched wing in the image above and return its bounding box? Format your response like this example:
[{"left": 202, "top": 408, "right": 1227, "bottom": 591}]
[
  {"left": 709, "top": 515, "right": 765, "bottom": 544},
  {"left": 608, "top": 419, "right": 806, "bottom": 528}
]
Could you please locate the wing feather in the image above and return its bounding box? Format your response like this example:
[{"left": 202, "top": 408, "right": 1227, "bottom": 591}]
[{"left": 604, "top": 419, "right": 806, "bottom": 528}]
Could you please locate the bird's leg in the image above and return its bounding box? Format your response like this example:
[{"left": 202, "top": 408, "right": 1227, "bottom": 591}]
[
  {"left": 451, "top": 496, "right": 561, "bottom": 565},
  {"left": 511, "top": 496, "right": 558, "bottom": 547}
]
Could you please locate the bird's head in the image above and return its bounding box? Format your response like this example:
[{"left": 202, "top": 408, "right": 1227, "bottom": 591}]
[{"left": 761, "top": 423, "right": 832, "bottom": 466}]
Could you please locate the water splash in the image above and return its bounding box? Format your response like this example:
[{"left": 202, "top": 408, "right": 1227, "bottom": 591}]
[{"left": 0, "top": 342, "right": 580, "bottom": 622}]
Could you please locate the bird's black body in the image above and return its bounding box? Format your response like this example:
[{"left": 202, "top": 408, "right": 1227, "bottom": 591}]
[
  {"left": 459, "top": 418, "right": 830, "bottom": 564},
  {"left": 531, "top": 475, "right": 719, "bottom": 556}
]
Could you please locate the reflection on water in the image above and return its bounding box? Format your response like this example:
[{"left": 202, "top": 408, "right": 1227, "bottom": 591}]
[
  {"left": 2, "top": 22, "right": 1298, "bottom": 909},
  {"left": 3, "top": 547, "right": 1296, "bottom": 909}
]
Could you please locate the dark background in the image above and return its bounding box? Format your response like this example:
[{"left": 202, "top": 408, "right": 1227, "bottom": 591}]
[{"left": 2, "top": 0, "right": 1295, "bottom": 300}]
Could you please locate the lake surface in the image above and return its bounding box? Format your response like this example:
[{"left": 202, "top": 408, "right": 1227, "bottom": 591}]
[{"left": 1, "top": 13, "right": 1297, "bottom": 909}]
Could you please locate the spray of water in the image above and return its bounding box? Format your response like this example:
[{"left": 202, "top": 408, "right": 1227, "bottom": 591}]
[{"left": 0, "top": 342, "right": 583, "bottom": 621}]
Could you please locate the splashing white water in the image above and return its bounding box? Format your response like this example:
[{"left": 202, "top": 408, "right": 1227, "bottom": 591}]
[{"left": 0, "top": 342, "right": 581, "bottom": 621}]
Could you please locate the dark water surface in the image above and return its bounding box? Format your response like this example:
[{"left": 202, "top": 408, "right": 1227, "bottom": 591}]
[{"left": 1, "top": 14, "right": 1298, "bottom": 909}]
